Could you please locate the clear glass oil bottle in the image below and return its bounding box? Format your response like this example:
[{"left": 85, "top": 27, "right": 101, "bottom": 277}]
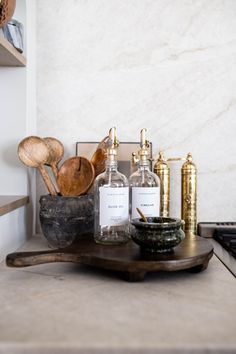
[
  {"left": 94, "top": 127, "right": 130, "bottom": 244},
  {"left": 129, "top": 128, "right": 160, "bottom": 220}
]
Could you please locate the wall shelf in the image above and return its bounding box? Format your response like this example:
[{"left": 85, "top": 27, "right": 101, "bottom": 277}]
[
  {"left": 0, "top": 35, "right": 26, "bottom": 66},
  {"left": 0, "top": 196, "right": 29, "bottom": 217}
]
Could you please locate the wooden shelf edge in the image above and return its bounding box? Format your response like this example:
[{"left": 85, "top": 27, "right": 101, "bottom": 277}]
[
  {"left": 0, "top": 196, "right": 29, "bottom": 217},
  {"left": 0, "top": 35, "right": 26, "bottom": 67}
]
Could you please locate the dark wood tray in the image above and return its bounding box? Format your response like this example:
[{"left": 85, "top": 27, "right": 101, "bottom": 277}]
[{"left": 6, "top": 235, "right": 213, "bottom": 281}]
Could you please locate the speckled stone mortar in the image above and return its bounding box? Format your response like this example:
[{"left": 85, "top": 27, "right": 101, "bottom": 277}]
[{"left": 130, "top": 217, "right": 185, "bottom": 253}]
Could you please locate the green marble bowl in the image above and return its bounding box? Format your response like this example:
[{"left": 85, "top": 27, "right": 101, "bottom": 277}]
[{"left": 130, "top": 217, "right": 185, "bottom": 253}]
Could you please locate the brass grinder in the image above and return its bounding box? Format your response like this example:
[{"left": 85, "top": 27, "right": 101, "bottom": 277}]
[
  {"left": 154, "top": 152, "right": 197, "bottom": 235},
  {"left": 154, "top": 152, "right": 170, "bottom": 217},
  {"left": 181, "top": 153, "right": 197, "bottom": 236}
]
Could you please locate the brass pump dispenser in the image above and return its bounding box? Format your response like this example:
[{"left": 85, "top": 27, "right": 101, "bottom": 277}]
[
  {"left": 129, "top": 129, "right": 160, "bottom": 219},
  {"left": 154, "top": 152, "right": 170, "bottom": 217},
  {"left": 139, "top": 128, "right": 150, "bottom": 162},
  {"left": 107, "top": 127, "right": 119, "bottom": 162},
  {"left": 132, "top": 128, "right": 150, "bottom": 166}
]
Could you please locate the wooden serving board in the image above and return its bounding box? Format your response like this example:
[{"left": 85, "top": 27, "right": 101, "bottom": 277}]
[{"left": 6, "top": 235, "right": 213, "bottom": 281}]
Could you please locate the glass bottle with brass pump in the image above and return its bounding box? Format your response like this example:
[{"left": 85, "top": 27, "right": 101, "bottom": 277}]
[
  {"left": 129, "top": 128, "right": 160, "bottom": 219},
  {"left": 94, "top": 127, "right": 130, "bottom": 245},
  {"left": 181, "top": 153, "right": 197, "bottom": 236},
  {"left": 154, "top": 151, "right": 170, "bottom": 217}
]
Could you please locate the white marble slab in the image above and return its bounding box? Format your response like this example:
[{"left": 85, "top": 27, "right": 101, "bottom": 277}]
[{"left": 36, "top": 0, "right": 236, "bottom": 226}]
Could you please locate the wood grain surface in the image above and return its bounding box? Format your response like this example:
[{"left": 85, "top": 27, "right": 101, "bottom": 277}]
[
  {"left": 18, "top": 136, "right": 57, "bottom": 195},
  {"left": 0, "top": 195, "right": 29, "bottom": 216},
  {"left": 57, "top": 156, "right": 95, "bottom": 196},
  {"left": 6, "top": 235, "right": 213, "bottom": 281},
  {"left": 44, "top": 137, "right": 64, "bottom": 179},
  {"left": 0, "top": 35, "right": 26, "bottom": 66}
]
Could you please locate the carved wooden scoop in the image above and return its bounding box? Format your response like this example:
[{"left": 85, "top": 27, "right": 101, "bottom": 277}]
[
  {"left": 18, "top": 136, "right": 57, "bottom": 195},
  {"left": 0, "top": 0, "right": 16, "bottom": 28},
  {"left": 44, "top": 137, "right": 64, "bottom": 179},
  {"left": 91, "top": 136, "right": 109, "bottom": 177},
  {"left": 57, "top": 156, "right": 95, "bottom": 196}
]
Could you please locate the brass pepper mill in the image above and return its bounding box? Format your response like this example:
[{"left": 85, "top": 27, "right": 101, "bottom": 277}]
[
  {"left": 181, "top": 153, "right": 197, "bottom": 236},
  {"left": 154, "top": 151, "right": 170, "bottom": 217}
]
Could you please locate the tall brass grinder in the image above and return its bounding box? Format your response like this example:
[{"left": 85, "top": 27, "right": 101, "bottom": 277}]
[
  {"left": 154, "top": 152, "right": 197, "bottom": 235},
  {"left": 181, "top": 153, "right": 197, "bottom": 235},
  {"left": 154, "top": 152, "right": 170, "bottom": 217}
]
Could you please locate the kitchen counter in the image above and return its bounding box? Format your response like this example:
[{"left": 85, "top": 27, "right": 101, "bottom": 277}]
[{"left": 0, "top": 235, "right": 236, "bottom": 354}]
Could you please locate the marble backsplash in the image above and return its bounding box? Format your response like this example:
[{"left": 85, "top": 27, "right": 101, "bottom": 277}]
[{"left": 36, "top": 0, "right": 236, "bottom": 229}]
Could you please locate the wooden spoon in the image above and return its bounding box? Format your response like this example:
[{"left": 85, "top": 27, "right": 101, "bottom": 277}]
[
  {"left": 57, "top": 156, "right": 95, "bottom": 196},
  {"left": 0, "top": 0, "right": 16, "bottom": 28},
  {"left": 18, "top": 136, "right": 57, "bottom": 196},
  {"left": 136, "top": 208, "right": 148, "bottom": 222},
  {"left": 43, "top": 137, "right": 64, "bottom": 179},
  {"left": 91, "top": 136, "right": 109, "bottom": 177}
]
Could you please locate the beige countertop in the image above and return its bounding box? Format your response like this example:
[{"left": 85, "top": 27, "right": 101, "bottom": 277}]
[{"left": 0, "top": 235, "right": 236, "bottom": 354}]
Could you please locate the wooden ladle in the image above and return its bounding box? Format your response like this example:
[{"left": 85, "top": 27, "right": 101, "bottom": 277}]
[
  {"left": 18, "top": 136, "right": 57, "bottom": 196},
  {"left": 57, "top": 156, "right": 95, "bottom": 196},
  {"left": 91, "top": 136, "right": 109, "bottom": 177},
  {"left": 43, "top": 137, "right": 64, "bottom": 179}
]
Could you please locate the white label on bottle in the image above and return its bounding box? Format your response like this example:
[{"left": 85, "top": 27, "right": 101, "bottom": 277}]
[
  {"left": 99, "top": 187, "right": 129, "bottom": 226},
  {"left": 131, "top": 187, "right": 160, "bottom": 219}
]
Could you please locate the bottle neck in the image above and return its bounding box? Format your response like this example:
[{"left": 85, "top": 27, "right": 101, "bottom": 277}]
[
  {"left": 138, "top": 159, "right": 150, "bottom": 170},
  {"left": 105, "top": 159, "right": 118, "bottom": 171}
]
